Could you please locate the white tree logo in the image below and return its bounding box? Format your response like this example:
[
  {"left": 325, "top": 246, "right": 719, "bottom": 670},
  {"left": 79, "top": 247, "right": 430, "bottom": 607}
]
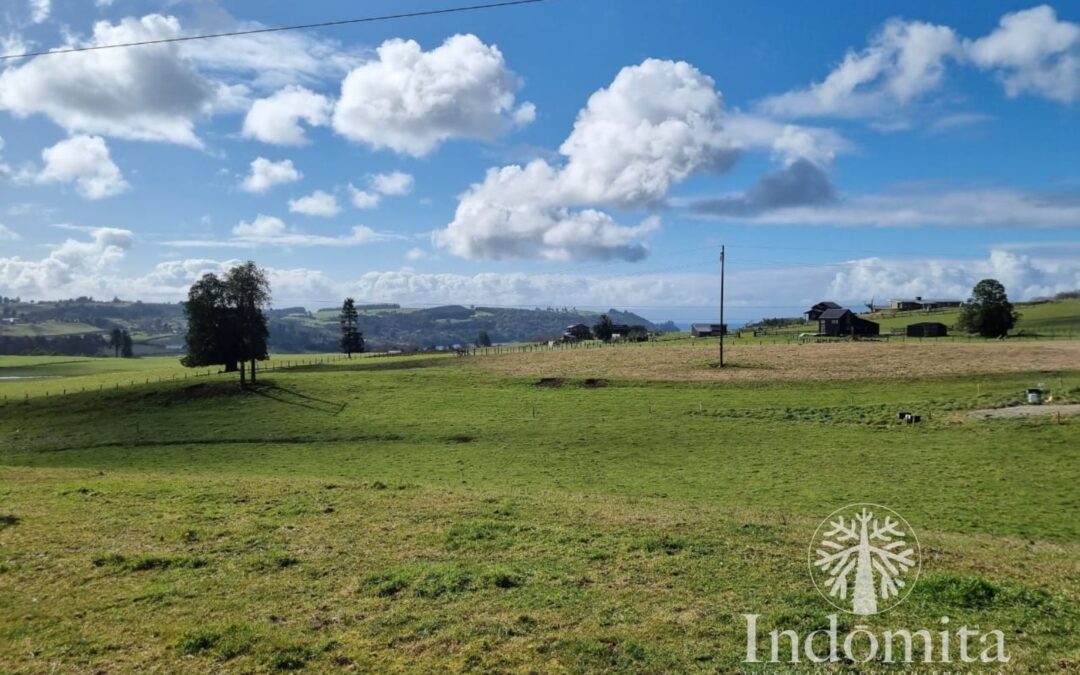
[{"left": 808, "top": 504, "right": 921, "bottom": 615}]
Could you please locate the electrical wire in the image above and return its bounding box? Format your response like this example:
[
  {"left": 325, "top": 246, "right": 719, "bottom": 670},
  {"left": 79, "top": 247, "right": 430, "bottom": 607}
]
[{"left": 0, "top": 0, "right": 548, "bottom": 60}]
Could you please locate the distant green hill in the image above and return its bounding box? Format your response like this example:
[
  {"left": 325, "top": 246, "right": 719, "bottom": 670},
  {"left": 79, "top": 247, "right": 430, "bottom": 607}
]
[{"left": 0, "top": 298, "right": 674, "bottom": 355}]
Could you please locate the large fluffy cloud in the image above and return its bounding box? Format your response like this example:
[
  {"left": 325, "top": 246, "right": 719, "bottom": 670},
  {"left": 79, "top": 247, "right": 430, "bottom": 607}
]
[
  {"left": 0, "top": 15, "right": 215, "bottom": 146},
  {"left": 31, "top": 135, "right": 129, "bottom": 199},
  {"left": 967, "top": 5, "right": 1080, "bottom": 103},
  {"left": 0, "top": 12, "right": 357, "bottom": 147},
  {"left": 761, "top": 18, "right": 960, "bottom": 120},
  {"left": 332, "top": 34, "right": 534, "bottom": 156},
  {"left": 242, "top": 86, "right": 332, "bottom": 145},
  {"left": 435, "top": 59, "right": 740, "bottom": 262}
]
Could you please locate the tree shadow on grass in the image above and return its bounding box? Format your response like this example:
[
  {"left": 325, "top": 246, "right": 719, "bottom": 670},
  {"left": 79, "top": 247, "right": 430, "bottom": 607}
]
[
  {"left": 248, "top": 383, "right": 346, "bottom": 415},
  {"left": 295, "top": 357, "right": 450, "bottom": 373}
]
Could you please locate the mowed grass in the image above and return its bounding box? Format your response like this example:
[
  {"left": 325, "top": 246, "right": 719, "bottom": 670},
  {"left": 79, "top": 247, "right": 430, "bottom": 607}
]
[{"left": 1, "top": 343, "right": 1078, "bottom": 672}]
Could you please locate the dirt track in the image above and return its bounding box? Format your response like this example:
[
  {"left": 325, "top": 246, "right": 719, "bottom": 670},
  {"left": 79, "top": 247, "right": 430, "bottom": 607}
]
[
  {"left": 469, "top": 340, "right": 1080, "bottom": 382},
  {"left": 968, "top": 404, "right": 1080, "bottom": 418}
]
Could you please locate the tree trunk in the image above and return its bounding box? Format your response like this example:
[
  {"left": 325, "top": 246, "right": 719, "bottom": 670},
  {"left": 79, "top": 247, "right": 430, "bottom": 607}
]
[
  {"left": 250, "top": 359, "right": 256, "bottom": 384},
  {"left": 239, "top": 360, "right": 246, "bottom": 386}
]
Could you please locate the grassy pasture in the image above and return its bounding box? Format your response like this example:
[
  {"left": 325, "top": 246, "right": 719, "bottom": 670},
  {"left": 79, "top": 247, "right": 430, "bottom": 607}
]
[{"left": 1, "top": 342, "right": 1078, "bottom": 672}]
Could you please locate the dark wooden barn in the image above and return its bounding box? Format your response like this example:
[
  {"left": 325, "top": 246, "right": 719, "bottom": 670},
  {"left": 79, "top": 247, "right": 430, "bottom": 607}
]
[
  {"left": 690, "top": 323, "right": 727, "bottom": 337},
  {"left": 563, "top": 323, "right": 592, "bottom": 341},
  {"left": 804, "top": 301, "right": 842, "bottom": 321},
  {"left": 906, "top": 322, "right": 948, "bottom": 337},
  {"left": 818, "top": 308, "right": 880, "bottom": 337}
]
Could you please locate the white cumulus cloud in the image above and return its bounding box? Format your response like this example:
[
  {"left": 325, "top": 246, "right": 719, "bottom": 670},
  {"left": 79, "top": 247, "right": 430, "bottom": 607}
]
[
  {"left": 288, "top": 190, "right": 340, "bottom": 217},
  {"left": 28, "top": 0, "right": 50, "bottom": 24},
  {"left": 370, "top": 171, "right": 414, "bottom": 196},
  {"left": 0, "top": 15, "right": 215, "bottom": 146},
  {"left": 761, "top": 18, "right": 960, "bottom": 120},
  {"left": 332, "top": 34, "right": 534, "bottom": 156},
  {"left": 435, "top": 58, "right": 739, "bottom": 261},
  {"left": 967, "top": 5, "right": 1080, "bottom": 103},
  {"left": 240, "top": 157, "right": 301, "bottom": 193},
  {"left": 242, "top": 85, "right": 332, "bottom": 145},
  {"left": 348, "top": 185, "right": 381, "bottom": 210},
  {"left": 33, "top": 135, "right": 129, "bottom": 199},
  {"left": 0, "top": 226, "right": 133, "bottom": 296}
]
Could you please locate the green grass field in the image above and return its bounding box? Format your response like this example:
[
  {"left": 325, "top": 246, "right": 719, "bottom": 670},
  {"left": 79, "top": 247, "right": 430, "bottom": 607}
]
[
  {"left": 865, "top": 299, "right": 1080, "bottom": 335},
  {"left": 1, "top": 344, "right": 1078, "bottom": 672}
]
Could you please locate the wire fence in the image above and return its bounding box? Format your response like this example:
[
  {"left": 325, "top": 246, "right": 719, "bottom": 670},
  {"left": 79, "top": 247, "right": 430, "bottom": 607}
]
[
  {"left": 5, "top": 330, "right": 1080, "bottom": 405},
  {"left": 0, "top": 352, "right": 391, "bottom": 404}
]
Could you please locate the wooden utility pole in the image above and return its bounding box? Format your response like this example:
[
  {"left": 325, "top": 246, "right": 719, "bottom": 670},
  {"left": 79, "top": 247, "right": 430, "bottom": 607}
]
[{"left": 719, "top": 245, "right": 726, "bottom": 368}]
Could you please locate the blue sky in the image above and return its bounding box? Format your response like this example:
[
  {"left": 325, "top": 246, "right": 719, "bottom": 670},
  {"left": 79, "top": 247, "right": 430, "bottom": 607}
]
[{"left": 0, "top": 0, "right": 1077, "bottom": 323}]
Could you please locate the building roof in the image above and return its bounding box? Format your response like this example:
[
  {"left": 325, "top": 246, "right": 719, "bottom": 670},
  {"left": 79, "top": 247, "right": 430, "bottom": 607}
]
[
  {"left": 806, "top": 301, "right": 841, "bottom": 314},
  {"left": 818, "top": 308, "right": 851, "bottom": 320},
  {"left": 907, "top": 321, "right": 948, "bottom": 327},
  {"left": 691, "top": 323, "right": 724, "bottom": 330}
]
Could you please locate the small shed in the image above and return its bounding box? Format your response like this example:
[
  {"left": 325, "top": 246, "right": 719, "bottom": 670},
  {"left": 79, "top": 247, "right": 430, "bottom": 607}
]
[
  {"left": 691, "top": 323, "right": 727, "bottom": 337},
  {"left": 804, "top": 301, "right": 842, "bottom": 322},
  {"left": 818, "top": 308, "right": 880, "bottom": 337},
  {"left": 906, "top": 322, "right": 948, "bottom": 337}
]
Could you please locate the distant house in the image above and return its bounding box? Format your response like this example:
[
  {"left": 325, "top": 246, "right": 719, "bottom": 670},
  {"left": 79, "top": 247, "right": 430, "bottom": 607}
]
[
  {"left": 890, "top": 297, "right": 963, "bottom": 311},
  {"left": 563, "top": 323, "right": 592, "bottom": 341},
  {"left": 805, "top": 301, "right": 842, "bottom": 321},
  {"left": 609, "top": 324, "right": 632, "bottom": 339},
  {"left": 906, "top": 322, "right": 948, "bottom": 337},
  {"left": 690, "top": 323, "right": 727, "bottom": 337},
  {"left": 818, "top": 308, "right": 879, "bottom": 337}
]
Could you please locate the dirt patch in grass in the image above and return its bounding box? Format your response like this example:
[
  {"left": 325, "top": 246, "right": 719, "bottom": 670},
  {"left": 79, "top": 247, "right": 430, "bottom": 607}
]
[{"left": 472, "top": 340, "right": 1080, "bottom": 382}]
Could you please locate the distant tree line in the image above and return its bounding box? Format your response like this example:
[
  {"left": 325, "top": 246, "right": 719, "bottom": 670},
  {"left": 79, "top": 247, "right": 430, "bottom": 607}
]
[{"left": 0, "top": 334, "right": 107, "bottom": 356}]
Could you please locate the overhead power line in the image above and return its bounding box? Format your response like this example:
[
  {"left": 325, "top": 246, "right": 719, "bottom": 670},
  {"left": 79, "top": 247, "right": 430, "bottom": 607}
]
[{"left": 0, "top": 0, "right": 547, "bottom": 61}]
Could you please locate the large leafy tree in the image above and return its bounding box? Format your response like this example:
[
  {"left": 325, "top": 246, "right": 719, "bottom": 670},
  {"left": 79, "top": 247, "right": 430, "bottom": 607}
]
[
  {"left": 340, "top": 297, "right": 364, "bottom": 358},
  {"left": 957, "top": 278, "right": 1019, "bottom": 338},
  {"left": 182, "top": 262, "right": 271, "bottom": 385}
]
